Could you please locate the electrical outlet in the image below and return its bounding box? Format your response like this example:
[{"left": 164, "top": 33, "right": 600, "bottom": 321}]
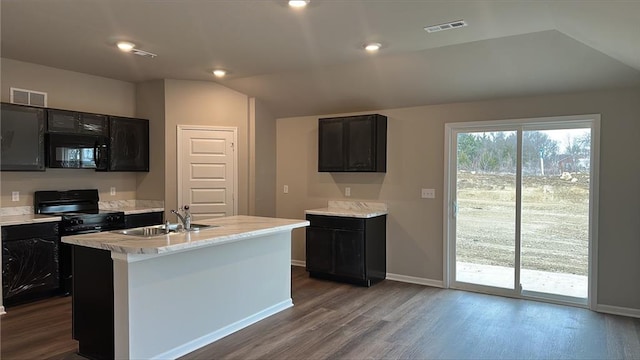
[
  {"left": 421, "top": 188, "right": 436, "bottom": 199},
  {"left": 283, "top": 185, "right": 289, "bottom": 194},
  {"left": 11, "top": 191, "right": 19, "bottom": 202},
  {"left": 345, "top": 187, "right": 351, "bottom": 197},
  {"left": 110, "top": 187, "right": 116, "bottom": 196}
]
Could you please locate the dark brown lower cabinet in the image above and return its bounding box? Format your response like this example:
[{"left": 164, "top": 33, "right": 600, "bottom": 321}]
[
  {"left": 1, "top": 222, "right": 60, "bottom": 307},
  {"left": 72, "top": 246, "right": 114, "bottom": 360},
  {"left": 305, "top": 214, "right": 386, "bottom": 286}
]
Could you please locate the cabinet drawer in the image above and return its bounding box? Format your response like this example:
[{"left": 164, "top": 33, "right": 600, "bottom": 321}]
[
  {"left": 2, "top": 222, "right": 59, "bottom": 241},
  {"left": 306, "top": 215, "right": 364, "bottom": 230}
]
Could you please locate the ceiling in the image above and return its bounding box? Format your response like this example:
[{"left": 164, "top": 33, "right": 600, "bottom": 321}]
[{"left": 2, "top": 0, "right": 640, "bottom": 118}]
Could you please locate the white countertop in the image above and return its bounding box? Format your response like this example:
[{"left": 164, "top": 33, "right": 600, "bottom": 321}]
[
  {"left": 0, "top": 206, "right": 163, "bottom": 226},
  {"left": 115, "top": 206, "right": 165, "bottom": 215},
  {"left": 305, "top": 200, "right": 388, "bottom": 218},
  {"left": 98, "top": 200, "right": 164, "bottom": 215},
  {"left": 0, "top": 214, "right": 62, "bottom": 226},
  {"left": 62, "top": 215, "right": 309, "bottom": 254}
]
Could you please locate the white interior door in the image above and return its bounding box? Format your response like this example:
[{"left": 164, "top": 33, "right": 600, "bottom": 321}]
[{"left": 178, "top": 126, "right": 237, "bottom": 220}]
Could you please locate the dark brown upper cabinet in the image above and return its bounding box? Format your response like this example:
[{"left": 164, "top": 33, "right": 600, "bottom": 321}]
[
  {"left": 109, "top": 116, "right": 149, "bottom": 172},
  {"left": 0, "top": 103, "right": 46, "bottom": 171},
  {"left": 318, "top": 114, "right": 387, "bottom": 172},
  {"left": 47, "top": 109, "right": 108, "bottom": 136}
]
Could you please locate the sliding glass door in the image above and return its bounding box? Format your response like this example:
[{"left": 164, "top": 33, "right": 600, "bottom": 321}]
[
  {"left": 520, "top": 128, "right": 590, "bottom": 300},
  {"left": 455, "top": 130, "right": 517, "bottom": 290},
  {"left": 446, "top": 116, "right": 598, "bottom": 306}
]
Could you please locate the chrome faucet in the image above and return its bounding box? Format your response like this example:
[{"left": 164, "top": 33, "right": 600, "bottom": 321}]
[{"left": 171, "top": 205, "right": 191, "bottom": 230}]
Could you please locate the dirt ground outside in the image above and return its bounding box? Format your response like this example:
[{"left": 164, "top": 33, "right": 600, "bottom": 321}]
[{"left": 456, "top": 171, "right": 589, "bottom": 276}]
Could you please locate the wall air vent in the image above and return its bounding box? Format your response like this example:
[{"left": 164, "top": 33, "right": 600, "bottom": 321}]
[
  {"left": 10, "top": 87, "right": 47, "bottom": 107},
  {"left": 424, "top": 20, "right": 468, "bottom": 33}
]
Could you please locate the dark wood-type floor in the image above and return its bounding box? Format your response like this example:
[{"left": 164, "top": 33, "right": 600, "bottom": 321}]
[{"left": 2, "top": 267, "right": 640, "bottom": 359}]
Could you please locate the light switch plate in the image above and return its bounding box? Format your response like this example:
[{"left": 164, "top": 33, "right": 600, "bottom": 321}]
[
  {"left": 283, "top": 185, "right": 289, "bottom": 194},
  {"left": 421, "top": 188, "right": 435, "bottom": 199},
  {"left": 11, "top": 191, "right": 19, "bottom": 201},
  {"left": 110, "top": 187, "right": 116, "bottom": 196},
  {"left": 345, "top": 187, "right": 351, "bottom": 197}
]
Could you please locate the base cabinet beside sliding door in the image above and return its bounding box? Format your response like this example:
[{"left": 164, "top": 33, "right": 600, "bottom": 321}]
[{"left": 305, "top": 214, "right": 386, "bottom": 286}]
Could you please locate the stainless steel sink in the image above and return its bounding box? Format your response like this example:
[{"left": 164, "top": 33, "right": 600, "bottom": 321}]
[
  {"left": 189, "top": 223, "right": 216, "bottom": 231},
  {"left": 111, "top": 223, "right": 217, "bottom": 237},
  {"left": 112, "top": 224, "right": 174, "bottom": 237}
]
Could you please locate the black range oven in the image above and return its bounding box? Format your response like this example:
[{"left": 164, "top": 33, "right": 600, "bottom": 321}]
[{"left": 34, "top": 189, "right": 124, "bottom": 294}]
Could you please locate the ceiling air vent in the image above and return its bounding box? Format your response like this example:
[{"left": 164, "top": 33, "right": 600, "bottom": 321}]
[
  {"left": 424, "top": 20, "right": 468, "bottom": 33},
  {"left": 132, "top": 49, "right": 157, "bottom": 58},
  {"left": 10, "top": 88, "right": 47, "bottom": 107}
]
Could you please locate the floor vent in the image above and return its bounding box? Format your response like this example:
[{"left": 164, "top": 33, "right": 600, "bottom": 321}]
[
  {"left": 424, "top": 20, "right": 468, "bottom": 33},
  {"left": 10, "top": 88, "right": 48, "bottom": 107}
]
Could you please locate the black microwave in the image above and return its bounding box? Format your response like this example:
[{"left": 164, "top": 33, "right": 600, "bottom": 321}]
[{"left": 46, "top": 133, "right": 108, "bottom": 170}]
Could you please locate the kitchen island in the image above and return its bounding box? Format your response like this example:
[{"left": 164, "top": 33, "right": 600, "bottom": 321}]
[{"left": 62, "top": 215, "right": 309, "bottom": 360}]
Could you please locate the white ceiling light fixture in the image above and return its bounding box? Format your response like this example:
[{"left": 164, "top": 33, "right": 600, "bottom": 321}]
[
  {"left": 116, "top": 41, "right": 157, "bottom": 58},
  {"left": 116, "top": 41, "right": 135, "bottom": 52},
  {"left": 424, "top": 20, "right": 468, "bottom": 33},
  {"left": 212, "top": 69, "right": 227, "bottom": 77},
  {"left": 288, "top": 0, "right": 309, "bottom": 8},
  {"left": 364, "top": 42, "right": 382, "bottom": 52}
]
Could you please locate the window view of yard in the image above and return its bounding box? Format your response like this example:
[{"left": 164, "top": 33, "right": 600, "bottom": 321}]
[{"left": 455, "top": 129, "right": 590, "bottom": 298}]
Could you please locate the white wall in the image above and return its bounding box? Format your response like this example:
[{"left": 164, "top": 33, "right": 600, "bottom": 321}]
[
  {"left": 276, "top": 88, "right": 640, "bottom": 311},
  {"left": 162, "top": 79, "right": 250, "bottom": 217},
  {"left": 0, "top": 58, "right": 139, "bottom": 207},
  {"left": 250, "top": 98, "right": 277, "bottom": 217}
]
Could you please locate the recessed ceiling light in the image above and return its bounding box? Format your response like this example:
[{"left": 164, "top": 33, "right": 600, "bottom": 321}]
[
  {"left": 288, "top": 0, "right": 309, "bottom": 8},
  {"left": 116, "top": 41, "right": 157, "bottom": 58},
  {"left": 212, "top": 69, "right": 227, "bottom": 77},
  {"left": 117, "top": 41, "right": 135, "bottom": 52},
  {"left": 364, "top": 42, "right": 382, "bottom": 52}
]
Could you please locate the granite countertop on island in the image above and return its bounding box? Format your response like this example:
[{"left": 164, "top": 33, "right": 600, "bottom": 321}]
[
  {"left": 305, "top": 200, "right": 388, "bottom": 218},
  {"left": 62, "top": 215, "right": 309, "bottom": 255}
]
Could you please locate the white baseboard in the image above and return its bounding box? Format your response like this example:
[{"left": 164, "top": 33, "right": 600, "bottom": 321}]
[
  {"left": 291, "top": 260, "right": 306, "bottom": 267},
  {"left": 595, "top": 304, "right": 640, "bottom": 318},
  {"left": 386, "top": 273, "right": 444, "bottom": 288},
  {"left": 152, "top": 299, "right": 293, "bottom": 360},
  {"left": 291, "top": 259, "right": 443, "bottom": 288}
]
